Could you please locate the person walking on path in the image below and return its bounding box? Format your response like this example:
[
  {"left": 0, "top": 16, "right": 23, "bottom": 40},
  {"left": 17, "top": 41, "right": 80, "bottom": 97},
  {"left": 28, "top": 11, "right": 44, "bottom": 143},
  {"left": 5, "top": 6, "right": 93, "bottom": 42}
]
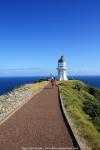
[{"left": 51, "top": 78, "right": 57, "bottom": 88}]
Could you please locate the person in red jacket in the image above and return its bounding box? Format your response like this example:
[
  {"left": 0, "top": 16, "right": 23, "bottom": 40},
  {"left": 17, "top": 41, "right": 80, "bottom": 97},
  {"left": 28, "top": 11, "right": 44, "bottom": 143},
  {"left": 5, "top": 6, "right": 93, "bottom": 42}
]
[{"left": 51, "top": 78, "right": 57, "bottom": 88}]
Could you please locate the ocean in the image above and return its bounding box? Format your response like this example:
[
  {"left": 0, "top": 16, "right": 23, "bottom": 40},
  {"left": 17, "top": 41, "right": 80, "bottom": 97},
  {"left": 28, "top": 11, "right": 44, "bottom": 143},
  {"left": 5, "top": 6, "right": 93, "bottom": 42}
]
[
  {"left": 0, "top": 76, "right": 46, "bottom": 96},
  {"left": 0, "top": 76, "right": 100, "bottom": 95},
  {"left": 73, "top": 76, "right": 100, "bottom": 88}
]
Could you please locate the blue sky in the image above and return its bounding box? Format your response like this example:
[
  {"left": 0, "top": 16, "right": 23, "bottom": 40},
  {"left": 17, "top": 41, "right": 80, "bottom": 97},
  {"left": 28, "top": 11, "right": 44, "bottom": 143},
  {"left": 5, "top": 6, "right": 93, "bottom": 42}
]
[{"left": 0, "top": 0, "right": 100, "bottom": 76}]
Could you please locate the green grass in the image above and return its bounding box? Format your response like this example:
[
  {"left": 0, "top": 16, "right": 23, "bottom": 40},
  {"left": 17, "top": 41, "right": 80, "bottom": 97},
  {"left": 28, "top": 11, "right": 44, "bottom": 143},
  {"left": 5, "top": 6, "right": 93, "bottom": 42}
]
[{"left": 58, "top": 80, "right": 100, "bottom": 149}]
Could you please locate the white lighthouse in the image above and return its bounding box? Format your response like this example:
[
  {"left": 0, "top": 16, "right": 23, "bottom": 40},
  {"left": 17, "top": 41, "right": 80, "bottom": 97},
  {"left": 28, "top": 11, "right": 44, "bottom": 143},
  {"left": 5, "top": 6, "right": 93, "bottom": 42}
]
[{"left": 57, "top": 56, "right": 68, "bottom": 81}]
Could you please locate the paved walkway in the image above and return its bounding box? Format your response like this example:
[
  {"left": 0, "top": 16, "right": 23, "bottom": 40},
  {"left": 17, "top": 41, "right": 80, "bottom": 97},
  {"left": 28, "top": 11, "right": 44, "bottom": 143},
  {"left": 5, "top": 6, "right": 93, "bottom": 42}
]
[{"left": 0, "top": 84, "right": 75, "bottom": 150}]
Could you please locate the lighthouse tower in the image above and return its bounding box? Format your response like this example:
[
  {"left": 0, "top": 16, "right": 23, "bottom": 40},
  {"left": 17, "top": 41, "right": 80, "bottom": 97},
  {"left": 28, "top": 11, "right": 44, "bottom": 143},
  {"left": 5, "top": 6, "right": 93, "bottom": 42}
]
[{"left": 57, "top": 56, "right": 68, "bottom": 81}]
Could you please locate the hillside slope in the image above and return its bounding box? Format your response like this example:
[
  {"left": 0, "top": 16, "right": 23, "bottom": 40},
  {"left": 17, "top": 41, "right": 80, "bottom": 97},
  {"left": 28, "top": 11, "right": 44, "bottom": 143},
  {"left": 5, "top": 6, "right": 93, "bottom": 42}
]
[
  {"left": 58, "top": 80, "right": 100, "bottom": 149},
  {"left": 0, "top": 81, "right": 48, "bottom": 123}
]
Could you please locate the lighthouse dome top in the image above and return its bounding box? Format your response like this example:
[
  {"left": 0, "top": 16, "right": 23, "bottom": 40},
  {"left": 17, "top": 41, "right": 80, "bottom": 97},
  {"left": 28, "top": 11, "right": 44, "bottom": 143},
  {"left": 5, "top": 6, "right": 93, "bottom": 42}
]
[{"left": 58, "top": 56, "right": 65, "bottom": 63}]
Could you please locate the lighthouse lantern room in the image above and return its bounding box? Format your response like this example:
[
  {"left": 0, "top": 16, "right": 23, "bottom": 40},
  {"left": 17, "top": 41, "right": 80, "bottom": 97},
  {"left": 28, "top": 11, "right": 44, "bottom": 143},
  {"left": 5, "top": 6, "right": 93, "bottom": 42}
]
[{"left": 57, "top": 56, "right": 68, "bottom": 81}]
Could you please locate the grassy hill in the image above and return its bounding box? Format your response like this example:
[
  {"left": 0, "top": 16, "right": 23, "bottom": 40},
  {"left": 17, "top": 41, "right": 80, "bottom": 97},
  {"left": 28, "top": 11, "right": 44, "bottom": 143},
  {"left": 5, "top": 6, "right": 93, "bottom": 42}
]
[{"left": 58, "top": 80, "right": 100, "bottom": 149}]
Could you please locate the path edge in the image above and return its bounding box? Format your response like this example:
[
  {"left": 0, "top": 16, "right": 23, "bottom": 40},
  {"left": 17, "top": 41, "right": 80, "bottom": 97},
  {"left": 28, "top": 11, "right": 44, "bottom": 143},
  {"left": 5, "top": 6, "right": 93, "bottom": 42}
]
[
  {"left": 57, "top": 85, "right": 91, "bottom": 150},
  {"left": 0, "top": 88, "right": 44, "bottom": 126}
]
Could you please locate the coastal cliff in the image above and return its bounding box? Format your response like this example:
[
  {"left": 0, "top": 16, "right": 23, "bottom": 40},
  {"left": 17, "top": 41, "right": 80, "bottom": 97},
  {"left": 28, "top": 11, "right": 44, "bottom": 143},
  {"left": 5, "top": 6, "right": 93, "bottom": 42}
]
[
  {"left": 0, "top": 81, "right": 48, "bottom": 123},
  {"left": 58, "top": 80, "right": 100, "bottom": 150}
]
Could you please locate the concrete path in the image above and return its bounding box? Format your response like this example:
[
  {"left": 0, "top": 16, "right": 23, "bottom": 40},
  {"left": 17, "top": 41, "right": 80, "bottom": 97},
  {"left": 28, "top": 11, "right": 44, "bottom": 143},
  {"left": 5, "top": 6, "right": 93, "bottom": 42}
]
[{"left": 0, "top": 84, "right": 75, "bottom": 150}]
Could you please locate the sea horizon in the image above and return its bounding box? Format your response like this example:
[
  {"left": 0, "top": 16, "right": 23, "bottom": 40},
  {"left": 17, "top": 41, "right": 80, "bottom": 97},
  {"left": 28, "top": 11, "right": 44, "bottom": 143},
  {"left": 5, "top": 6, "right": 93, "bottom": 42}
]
[{"left": 0, "top": 75, "right": 100, "bottom": 96}]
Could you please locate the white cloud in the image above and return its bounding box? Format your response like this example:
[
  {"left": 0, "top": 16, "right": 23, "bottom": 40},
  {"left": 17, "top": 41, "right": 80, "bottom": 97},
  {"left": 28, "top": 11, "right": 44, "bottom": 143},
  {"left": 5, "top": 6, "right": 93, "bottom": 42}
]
[
  {"left": 69, "top": 68, "right": 100, "bottom": 75},
  {"left": 0, "top": 67, "right": 56, "bottom": 76},
  {"left": 0, "top": 67, "right": 100, "bottom": 77}
]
